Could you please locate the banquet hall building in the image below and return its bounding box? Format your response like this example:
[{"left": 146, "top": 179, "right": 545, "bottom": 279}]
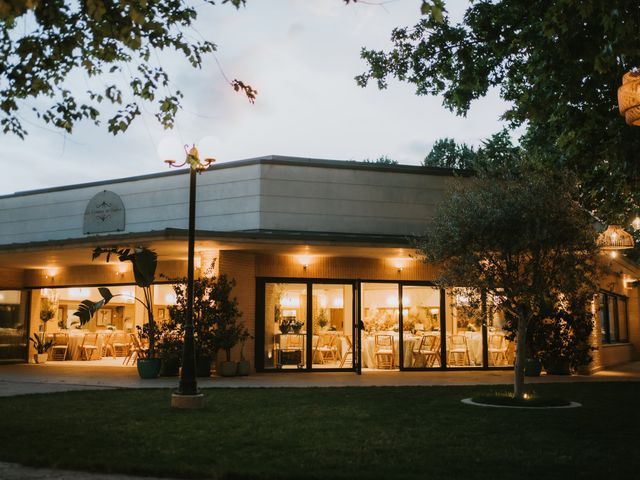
[{"left": 0, "top": 156, "right": 638, "bottom": 373}]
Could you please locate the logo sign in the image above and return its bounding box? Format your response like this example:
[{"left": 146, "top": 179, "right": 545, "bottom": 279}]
[{"left": 83, "top": 190, "right": 125, "bottom": 234}]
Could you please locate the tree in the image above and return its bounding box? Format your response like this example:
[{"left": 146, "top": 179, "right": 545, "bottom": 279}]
[
  {"left": 417, "top": 169, "right": 600, "bottom": 399},
  {"left": 362, "top": 155, "right": 398, "bottom": 165},
  {"left": 424, "top": 129, "right": 522, "bottom": 177},
  {"left": 357, "top": 1, "right": 640, "bottom": 225},
  {"left": 0, "top": 0, "right": 256, "bottom": 137},
  {"left": 423, "top": 138, "right": 475, "bottom": 170}
]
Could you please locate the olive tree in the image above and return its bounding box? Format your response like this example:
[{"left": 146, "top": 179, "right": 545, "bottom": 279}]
[{"left": 417, "top": 169, "right": 600, "bottom": 398}]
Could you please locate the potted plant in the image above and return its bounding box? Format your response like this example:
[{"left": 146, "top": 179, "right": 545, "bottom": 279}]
[
  {"left": 30, "top": 333, "right": 53, "bottom": 364},
  {"left": 74, "top": 246, "right": 162, "bottom": 378},
  {"left": 39, "top": 296, "right": 56, "bottom": 332},
  {"left": 316, "top": 309, "right": 329, "bottom": 331},
  {"left": 156, "top": 326, "right": 182, "bottom": 377},
  {"left": 165, "top": 263, "right": 222, "bottom": 378},
  {"left": 290, "top": 319, "right": 304, "bottom": 334},
  {"left": 236, "top": 329, "right": 252, "bottom": 376}
]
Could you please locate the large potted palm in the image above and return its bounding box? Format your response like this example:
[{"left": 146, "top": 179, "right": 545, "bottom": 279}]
[{"left": 74, "top": 246, "right": 161, "bottom": 378}]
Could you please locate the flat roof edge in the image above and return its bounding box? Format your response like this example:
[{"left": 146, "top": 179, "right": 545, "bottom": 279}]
[
  {"left": 0, "top": 228, "right": 417, "bottom": 253},
  {"left": 0, "top": 155, "right": 473, "bottom": 199}
]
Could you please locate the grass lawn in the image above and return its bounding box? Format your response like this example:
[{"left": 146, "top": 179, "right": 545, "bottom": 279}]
[{"left": 1, "top": 382, "right": 638, "bottom": 479}]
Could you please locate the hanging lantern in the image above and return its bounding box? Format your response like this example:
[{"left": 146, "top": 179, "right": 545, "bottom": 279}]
[
  {"left": 598, "top": 224, "right": 635, "bottom": 250},
  {"left": 618, "top": 70, "right": 640, "bottom": 126},
  {"left": 632, "top": 215, "right": 640, "bottom": 231}
]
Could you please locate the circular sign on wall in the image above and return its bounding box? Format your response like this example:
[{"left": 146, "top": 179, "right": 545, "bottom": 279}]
[{"left": 83, "top": 190, "right": 125, "bottom": 234}]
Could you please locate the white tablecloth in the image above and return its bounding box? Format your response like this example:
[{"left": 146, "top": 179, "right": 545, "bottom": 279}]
[
  {"left": 47, "top": 332, "right": 106, "bottom": 360},
  {"left": 361, "top": 333, "right": 422, "bottom": 368}
]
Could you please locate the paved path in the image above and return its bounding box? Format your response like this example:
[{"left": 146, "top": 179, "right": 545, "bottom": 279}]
[
  {"left": 0, "top": 462, "right": 173, "bottom": 480},
  {"left": 1, "top": 361, "right": 639, "bottom": 396}
]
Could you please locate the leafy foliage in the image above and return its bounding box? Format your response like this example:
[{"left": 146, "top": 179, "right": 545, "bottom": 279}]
[
  {"left": 357, "top": 0, "right": 640, "bottom": 225},
  {"left": 29, "top": 332, "right": 53, "bottom": 354},
  {"left": 166, "top": 263, "right": 247, "bottom": 362},
  {"left": 424, "top": 129, "right": 523, "bottom": 177},
  {"left": 74, "top": 246, "right": 158, "bottom": 356},
  {"left": 0, "top": 0, "right": 254, "bottom": 137},
  {"left": 362, "top": 155, "right": 398, "bottom": 165},
  {"left": 417, "top": 168, "right": 600, "bottom": 397},
  {"left": 423, "top": 138, "right": 475, "bottom": 170}
]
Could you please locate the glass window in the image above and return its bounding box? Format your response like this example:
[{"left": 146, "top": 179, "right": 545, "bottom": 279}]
[
  {"left": 361, "top": 283, "right": 399, "bottom": 370},
  {"left": 486, "top": 294, "right": 514, "bottom": 367},
  {"left": 311, "top": 284, "right": 353, "bottom": 369},
  {"left": 263, "top": 283, "right": 307, "bottom": 369},
  {"left": 600, "top": 291, "right": 629, "bottom": 344},
  {"left": 0, "top": 290, "right": 26, "bottom": 361},
  {"left": 402, "top": 286, "right": 441, "bottom": 368},
  {"left": 445, "top": 289, "right": 483, "bottom": 367}
]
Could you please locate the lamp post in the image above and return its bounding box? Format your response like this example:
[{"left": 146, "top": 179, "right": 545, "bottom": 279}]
[{"left": 166, "top": 145, "right": 215, "bottom": 409}]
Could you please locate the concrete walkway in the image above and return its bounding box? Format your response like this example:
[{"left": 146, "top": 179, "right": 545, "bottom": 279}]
[{"left": 1, "top": 361, "right": 639, "bottom": 396}]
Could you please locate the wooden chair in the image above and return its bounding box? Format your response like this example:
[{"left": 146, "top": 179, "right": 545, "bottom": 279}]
[
  {"left": 313, "top": 333, "right": 338, "bottom": 365},
  {"left": 447, "top": 334, "right": 470, "bottom": 366},
  {"left": 79, "top": 333, "right": 99, "bottom": 360},
  {"left": 339, "top": 335, "right": 353, "bottom": 368},
  {"left": 110, "top": 332, "right": 131, "bottom": 358},
  {"left": 49, "top": 333, "right": 69, "bottom": 361},
  {"left": 374, "top": 334, "right": 394, "bottom": 369},
  {"left": 412, "top": 334, "right": 439, "bottom": 367},
  {"left": 488, "top": 333, "right": 508, "bottom": 366},
  {"left": 99, "top": 332, "right": 113, "bottom": 357},
  {"left": 124, "top": 333, "right": 148, "bottom": 365}
]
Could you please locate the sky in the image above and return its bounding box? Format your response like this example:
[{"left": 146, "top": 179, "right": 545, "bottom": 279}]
[{"left": 0, "top": 0, "right": 511, "bottom": 196}]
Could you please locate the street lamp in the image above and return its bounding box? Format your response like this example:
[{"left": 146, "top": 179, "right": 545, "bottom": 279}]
[{"left": 166, "top": 144, "right": 215, "bottom": 409}]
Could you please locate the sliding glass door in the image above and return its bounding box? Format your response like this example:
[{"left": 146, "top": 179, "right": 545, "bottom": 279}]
[{"left": 260, "top": 280, "right": 355, "bottom": 371}]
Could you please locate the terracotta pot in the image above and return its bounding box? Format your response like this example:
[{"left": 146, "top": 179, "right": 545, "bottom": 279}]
[{"left": 34, "top": 353, "right": 48, "bottom": 364}]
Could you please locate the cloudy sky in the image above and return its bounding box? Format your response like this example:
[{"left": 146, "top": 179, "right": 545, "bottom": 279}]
[{"left": 1, "top": 0, "right": 510, "bottom": 196}]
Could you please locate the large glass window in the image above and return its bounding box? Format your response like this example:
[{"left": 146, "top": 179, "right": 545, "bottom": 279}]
[
  {"left": 361, "top": 283, "right": 400, "bottom": 370},
  {"left": 402, "top": 286, "right": 441, "bottom": 368},
  {"left": 0, "top": 290, "right": 26, "bottom": 361},
  {"left": 445, "top": 290, "right": 483, "bottom": 367},
  {"left": 311, "top": 284, "right": 353, "bottom": 369},
  {"left": 264, "top": 283, "right": 308, "bottom": 369},
  {"left": 599, "top": 292, "right": 629, "bottom": 343},
  {"left": 486, "top": 294, "right": 514, "bottom": 367}
]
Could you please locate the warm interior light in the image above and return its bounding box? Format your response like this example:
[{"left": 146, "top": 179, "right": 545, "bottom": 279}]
[
  {"left": 429, "top": 307, "right": 440, "bottom": 316},
  {"left": 45, "top": 267, "right": 58, "bottom": 280},
  {"left": 610, "top": 251, "right": 619, "bottom": 258},
  {"left": 297, "top": 255, "right": 313, "bottom": 267},
  {"left": 599, "top": 225, "right": 634, "bottom": 250},
  {"left": 281, "top": 294, "right": 300, "bottom": 308}
]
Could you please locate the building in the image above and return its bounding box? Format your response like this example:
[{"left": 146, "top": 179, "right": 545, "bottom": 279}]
[{"left": 0, "top": 156, "right": 637, "bottom": 372}]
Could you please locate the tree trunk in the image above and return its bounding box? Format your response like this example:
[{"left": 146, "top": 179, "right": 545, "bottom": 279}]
[{"left": 513, "top": 316, "right": 528, "bottom": 399}]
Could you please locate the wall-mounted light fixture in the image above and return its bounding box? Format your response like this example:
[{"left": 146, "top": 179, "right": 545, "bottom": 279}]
[{"left": 44, "top": 267, "right": 58, "bottom": 282}]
